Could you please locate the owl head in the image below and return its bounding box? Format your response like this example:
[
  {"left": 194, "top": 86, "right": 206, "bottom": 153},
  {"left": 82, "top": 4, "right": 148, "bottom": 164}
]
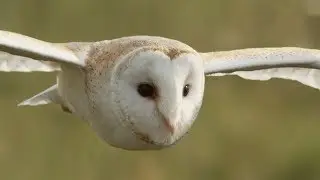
[{"left": 85, "top": 37, "right": 205, "bottom": 149}]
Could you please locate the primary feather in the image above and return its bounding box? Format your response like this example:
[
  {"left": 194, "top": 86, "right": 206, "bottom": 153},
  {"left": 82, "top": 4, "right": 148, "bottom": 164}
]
[
  {"left": 211, "top": 68, "right": 320, "bottom": 90},
  {"left": 0, "top": 30, "right": 85, "bottom": 72},
  {"left": 18, "top": 84, "right": 62, "bottom": 106},
  {"left": 201, "top": 47, "right": 320, "bottom": 90},
  {"left": 0, "top": 51, "right": 60, "bottom": 72}
]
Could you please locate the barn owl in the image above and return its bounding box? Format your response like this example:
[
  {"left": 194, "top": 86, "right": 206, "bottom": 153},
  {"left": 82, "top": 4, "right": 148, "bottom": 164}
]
[{"left": 1, "top": 30, "right": 320, "bottom": 150}]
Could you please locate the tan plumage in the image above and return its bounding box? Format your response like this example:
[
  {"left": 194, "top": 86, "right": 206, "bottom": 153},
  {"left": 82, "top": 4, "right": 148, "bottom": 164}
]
[{"left": 1, "top": 30, "right": 320, "bottom": 150}]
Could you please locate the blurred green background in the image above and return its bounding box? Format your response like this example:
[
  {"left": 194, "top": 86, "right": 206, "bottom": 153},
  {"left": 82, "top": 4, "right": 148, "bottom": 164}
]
[{"left": 1, "top": 0, "right": 320, "bottom": 179}]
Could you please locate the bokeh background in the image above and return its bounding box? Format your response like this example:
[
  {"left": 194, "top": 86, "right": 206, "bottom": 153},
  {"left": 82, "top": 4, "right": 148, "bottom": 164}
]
[{"left": 1, "top": 0, "right": 320, "bottom": 179}]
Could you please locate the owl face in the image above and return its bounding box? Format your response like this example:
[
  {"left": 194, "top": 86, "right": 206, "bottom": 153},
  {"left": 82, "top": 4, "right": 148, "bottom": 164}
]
[{"left": 103, "top": 48, "right": 205, "bottom": 148}]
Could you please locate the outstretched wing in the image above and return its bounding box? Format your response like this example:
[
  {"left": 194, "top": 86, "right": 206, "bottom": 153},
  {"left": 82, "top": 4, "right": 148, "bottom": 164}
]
[
  {"left": 0, "top": 30, "right": 85, "bottom": 72},
  {"left": 201, "top": 47, "right": 320, "bottom": 89}
]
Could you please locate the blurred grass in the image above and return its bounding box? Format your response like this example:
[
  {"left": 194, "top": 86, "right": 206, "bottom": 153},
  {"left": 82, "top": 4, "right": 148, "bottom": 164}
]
[{"left": 1, "top": 0, "right": 320, "bottom": 179}]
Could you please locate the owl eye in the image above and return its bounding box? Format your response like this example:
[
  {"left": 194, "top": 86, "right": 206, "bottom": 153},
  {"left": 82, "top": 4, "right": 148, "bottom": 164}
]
[
  {"left": 183, "top": 84, "right": 190, "bottom": 97},
  {"left": 137, "top": 83, "right": 156, "bottom": 99}
]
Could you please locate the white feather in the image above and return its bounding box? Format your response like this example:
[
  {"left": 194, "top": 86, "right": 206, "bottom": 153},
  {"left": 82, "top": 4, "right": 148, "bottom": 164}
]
[
  {"left": 201, "top": 47, "right": 320, "bottom": 90},
  {"left": 18, "top": 84, "right": 62, "bottom": 106},
  {"left": 211, "top": 68, "right": 320, "bottom": 89},
  {"left": 0, "top": 30, "right": 85, "bottom": 72},
  {"left": 0, "top": 51, "right": 60, "bottom": 72}
]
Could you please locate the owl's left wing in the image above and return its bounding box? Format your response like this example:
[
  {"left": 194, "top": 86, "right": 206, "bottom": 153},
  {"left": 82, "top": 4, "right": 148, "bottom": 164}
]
[{"left": 201, "top": 47, "right": 320, "bottom": 90}]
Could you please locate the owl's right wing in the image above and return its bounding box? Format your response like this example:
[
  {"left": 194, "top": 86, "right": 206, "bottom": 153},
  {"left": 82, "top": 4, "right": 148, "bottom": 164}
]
[{"left": 0, "top": 30, "right": 87, "bottom": 72}]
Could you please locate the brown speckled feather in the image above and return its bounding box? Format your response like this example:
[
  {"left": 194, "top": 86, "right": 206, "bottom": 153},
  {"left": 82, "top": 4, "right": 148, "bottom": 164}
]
[{"left": 84, "top": 36, "right": 196, "bottom": 74}]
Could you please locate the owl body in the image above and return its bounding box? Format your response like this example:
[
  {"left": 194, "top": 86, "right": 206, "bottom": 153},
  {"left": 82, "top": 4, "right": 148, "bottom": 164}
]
[
  {"left": 2, "top": 30, "right": 320, "bottom": 150},
  {"left": 56, "top": 36, "right": 204, "bottom": 149}
]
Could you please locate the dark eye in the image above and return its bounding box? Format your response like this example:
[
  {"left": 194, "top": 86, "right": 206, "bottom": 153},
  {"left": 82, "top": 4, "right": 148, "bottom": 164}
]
[
  {"left": 137, "top": 83, "right": 156, "bottom": 99},
  {"left": 183, "top": 84, "right": 190, "bottom": 97}
]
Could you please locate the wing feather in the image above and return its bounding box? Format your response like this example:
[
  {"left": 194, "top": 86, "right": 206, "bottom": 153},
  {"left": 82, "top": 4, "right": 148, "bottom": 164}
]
[
  {"left": 201, "top": 47, "right": 320, "bottom": 90},
  {"left": 0, "top": 51, "right": 60, "bottom": 72},
  {"left": 0, "top": 30, "right": 85, "bottom": 72}
]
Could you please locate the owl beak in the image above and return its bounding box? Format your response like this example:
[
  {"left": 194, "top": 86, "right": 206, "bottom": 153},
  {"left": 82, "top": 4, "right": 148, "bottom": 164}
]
[{"left": 163, "top": 118, "right": 175, "bottom": 134}]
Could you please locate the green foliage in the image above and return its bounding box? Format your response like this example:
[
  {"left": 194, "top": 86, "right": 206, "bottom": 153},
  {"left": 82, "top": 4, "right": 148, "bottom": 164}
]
[{"left": 0, "top": 0, "right": 319, "bottom": 179}]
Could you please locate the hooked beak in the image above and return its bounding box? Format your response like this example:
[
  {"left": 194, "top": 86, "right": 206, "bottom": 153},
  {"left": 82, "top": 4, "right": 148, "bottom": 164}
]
[
  {"left": 158, "top": 104, "right": 180, "bottom": 135},
  {"left": 162, "top": 118, "right": 175, "bottom": 134}
]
